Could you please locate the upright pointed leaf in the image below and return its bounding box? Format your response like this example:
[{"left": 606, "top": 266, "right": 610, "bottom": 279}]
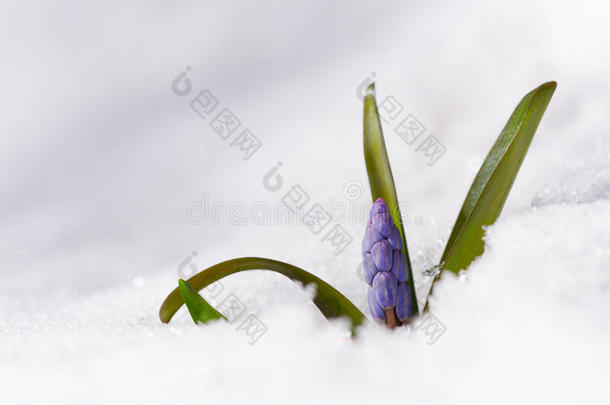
[
  {"left": 364, "top": 83, "right": 419, "bottom": 317},
  {"left": 440, "top": 81, "right": 557, "bottom": 273},
  {"left": 178, "top": 279, "right": 226, "bottom": 324},
  {"left": 160, "top": 257, "right": 365, "bottom": 332}
]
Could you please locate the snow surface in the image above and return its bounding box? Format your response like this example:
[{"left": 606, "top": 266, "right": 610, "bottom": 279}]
[{"left": 1, "top": 1, "right": 610, "bottom": 404}]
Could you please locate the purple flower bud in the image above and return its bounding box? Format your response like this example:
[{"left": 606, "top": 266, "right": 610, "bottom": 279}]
[
  {"left": 372, "top": 212, "right": 393, "bottom": 237},
  {"left": 372, "top": 271, "right": 398, "bottom": 309},
  {"left": 363, "top": 197, "right": 415, "bottom": 325},
  {"left": 395, "top": 283, "right": 414, "bottom": 322},
  {"left": 367, "top": 287, "right": 385, "bottom": 321},
  {"left": 388, "top": 227, "right": 402, "bottom": 250},
  {"left": 371, "top": 239, "right": 393, "bottom": 271},
  {"left": 363, "top": 253, "right": 378, "bottom": 286},
  {"left": 391, "top": 250, "right": 407, "bottom": 282},
  {"left": 369, "top": 198, "right": 389, "bottom": 222},
  {"left": 362, "top": 223, "right": 383, "bottom": 254}
]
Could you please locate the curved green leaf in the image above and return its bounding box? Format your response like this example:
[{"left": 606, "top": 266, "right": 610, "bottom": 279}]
[
  {"left": 440, "top": 81, "right": 557, "bottom": 273},
  {"left": 363, "top": 83, "right": 419, "bottom": 317},
  {"left": 160, "top": 257, "right": 365, "bottom": 331},
  {"left": 178, "top": 279, "right": 226, "bottom": 324}
]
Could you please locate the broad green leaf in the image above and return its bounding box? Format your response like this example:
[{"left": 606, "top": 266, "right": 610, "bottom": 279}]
[
  {"left": 440, "top": 81, "right": 557, "bottom": 273},
  {"left": 363, "top": 83, "right": 419, "bottom": 317},
  {"left": 178, "top": 279, "right": 226, "bottom": 324},
  {"left": 160, "top": 257, "right": 365, "bottom": 332}
]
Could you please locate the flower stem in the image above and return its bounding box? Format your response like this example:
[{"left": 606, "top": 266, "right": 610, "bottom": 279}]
[{"left": 384, "top": 309, "right": 400, "bottom": 329}]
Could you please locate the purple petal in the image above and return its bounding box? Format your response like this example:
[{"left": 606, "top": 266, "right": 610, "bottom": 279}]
[
  {"left": 372, "top": 212, "right": 393, "bottom": 237},
  {"left": 391, "top": 250, "right": 407, "bottom": 283},
  {"left": 367, "top": 287, "right": 385, "bottom": 321},
  {"left": 372, "top": 272, "right": 398, "bottom": 309},
  {"left": 362, "top": 223, "right": 383, "bottom": 254},
  {"left": 371, "top": 240, "right": 393, "bottom": 271},
  {"left": 388, "top": 227, "right": 402, "bottom": 250},
  {"left": 395, "top": 283, "right": 414, "bottom": 322},
  {"left": 363, "top": 253, "right": 378, "bottom": 286}
]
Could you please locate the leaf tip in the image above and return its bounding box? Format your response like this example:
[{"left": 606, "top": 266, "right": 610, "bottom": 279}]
[
  {"left": 365, "top": 82, "right": 376, "bottom": 97},
  {"left": 539, "top": 80, "right": 557, "bottom": 93},
  {"left": 159, "top": 309, "right": 170, "bottom": 324},
  {"left": 543, "top": 80, "right": 557, "bottom": 88},
  {"left": 531, "top": 80, "right": 557, "bottom": 99}
]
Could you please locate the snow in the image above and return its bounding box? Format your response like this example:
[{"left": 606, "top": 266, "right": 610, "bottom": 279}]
[{"left": 1, "top": 1, "right": 610, "bottom": 403}]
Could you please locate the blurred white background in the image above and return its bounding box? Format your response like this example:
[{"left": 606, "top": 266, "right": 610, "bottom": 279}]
[{"left": 1, "top": 1, "right": 609, "bottom": 403}]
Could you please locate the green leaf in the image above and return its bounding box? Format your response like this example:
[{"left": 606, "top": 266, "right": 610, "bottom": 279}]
[
  {"left": 178, "top": 279, "right": 227, "bottom": 324},
  {"left": 440, "top": 81, "right": 557, "bottom": 273},
  {"left": 160, "top": 257, "right": 365, "bottom": 332},
  {"left": 363, "top": 83, "right": 419, "bottom": 317}
]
